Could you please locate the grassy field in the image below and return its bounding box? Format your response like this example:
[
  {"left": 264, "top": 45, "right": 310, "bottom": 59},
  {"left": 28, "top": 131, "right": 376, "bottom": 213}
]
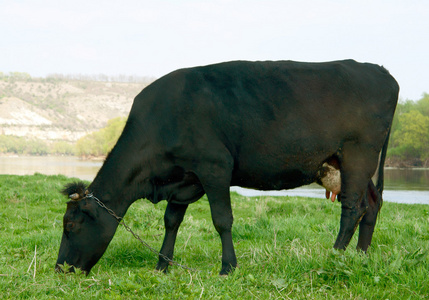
[{"left": 0, "top": 174, "right": 428, "bottom": 299}]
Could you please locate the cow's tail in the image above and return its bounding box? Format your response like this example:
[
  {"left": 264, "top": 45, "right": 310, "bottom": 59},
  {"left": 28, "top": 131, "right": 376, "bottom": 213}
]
[{"left": 372, "top": 127, "right": 391, "bottom": 199}]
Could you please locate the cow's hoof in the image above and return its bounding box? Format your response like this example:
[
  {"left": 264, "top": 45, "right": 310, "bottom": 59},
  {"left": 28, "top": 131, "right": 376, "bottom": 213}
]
[
  {"left": 155, "top": 264, "right": 169, "bottom": 274},
  {"left": 219, "top": 263, "right": 236, "bottom": 275}
]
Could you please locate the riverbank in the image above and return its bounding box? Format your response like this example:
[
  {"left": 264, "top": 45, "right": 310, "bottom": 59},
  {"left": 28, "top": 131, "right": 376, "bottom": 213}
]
[{"left": 385, "top": 157, "right": 429, "bottom": 168}]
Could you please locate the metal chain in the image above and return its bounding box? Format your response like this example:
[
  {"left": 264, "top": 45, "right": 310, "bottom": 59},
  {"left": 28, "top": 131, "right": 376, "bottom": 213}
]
[{"left": 86, "top": 193, "right": 198, "bottom": 272}]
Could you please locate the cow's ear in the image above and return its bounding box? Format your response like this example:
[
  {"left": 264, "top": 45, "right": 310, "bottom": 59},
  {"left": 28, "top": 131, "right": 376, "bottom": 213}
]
[{"left": 81, "top": 200, "right": 99, "bottom": 220}]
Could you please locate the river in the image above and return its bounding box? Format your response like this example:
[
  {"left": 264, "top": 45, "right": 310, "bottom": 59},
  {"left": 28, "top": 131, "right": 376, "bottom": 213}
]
[{"left": 0, "top": 156, "right": 428, "bottom": 205}]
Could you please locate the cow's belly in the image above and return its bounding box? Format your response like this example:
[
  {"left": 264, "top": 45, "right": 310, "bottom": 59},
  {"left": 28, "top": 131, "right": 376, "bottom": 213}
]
[
  {"left": 231, "top": 168, "right": 316, "bottom": 191},
  {"left": 231, "top": 156, "right": 343, "bottom": 196}
]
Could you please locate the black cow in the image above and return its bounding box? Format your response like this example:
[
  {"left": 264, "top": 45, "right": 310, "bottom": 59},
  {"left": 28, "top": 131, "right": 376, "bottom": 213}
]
[{"left": 56, "top": 60, "right": 399, "bottom": 275}]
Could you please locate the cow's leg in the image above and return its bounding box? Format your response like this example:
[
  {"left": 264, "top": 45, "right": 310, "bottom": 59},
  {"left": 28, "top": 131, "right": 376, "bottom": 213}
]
[
  {"left": 357, "top": 180, "right": 382, "bottom": 252},
  {"left": 334, "top": 143, "right": 379, "bottom": 250},
  {"left": 197, "top": 161, "right": 236, "bottom": 275},
  {"left": 207, "top": 186, "right": 237, "bottom": 275},
  {"left": 156, "top": 202, "right": 188, "bottom": 273}
]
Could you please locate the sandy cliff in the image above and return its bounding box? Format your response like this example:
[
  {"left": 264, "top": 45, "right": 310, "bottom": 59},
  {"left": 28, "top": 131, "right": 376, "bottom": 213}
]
[{"left": 0, "top": 77, "right": 149, "bottom": 141}]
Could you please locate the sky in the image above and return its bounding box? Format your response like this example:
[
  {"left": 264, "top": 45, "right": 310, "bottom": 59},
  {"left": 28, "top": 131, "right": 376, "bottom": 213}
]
[{"left": 1, "top": 0, "right": 428, "bottom": 100}]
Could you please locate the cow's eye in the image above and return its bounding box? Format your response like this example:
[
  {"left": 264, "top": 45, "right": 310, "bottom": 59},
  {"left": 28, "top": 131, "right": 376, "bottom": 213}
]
[{"left": 66, "top": 222, "right": 75, "bottom": 231}]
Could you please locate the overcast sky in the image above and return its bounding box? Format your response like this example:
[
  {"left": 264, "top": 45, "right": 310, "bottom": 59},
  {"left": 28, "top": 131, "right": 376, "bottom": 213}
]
[{"left": 1, "top": 0, "right": 428, "bottom": 100}]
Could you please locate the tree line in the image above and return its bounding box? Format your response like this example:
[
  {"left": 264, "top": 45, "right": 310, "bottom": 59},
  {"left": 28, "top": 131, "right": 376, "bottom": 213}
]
[
  {"left": 0, "top": 135, "right": 75, "bottom": 156},
  {"left": 388, "top": 93, "right": 429, "bottom": 167},
  {"left": 0, "top": 71, "right": 155, "bottom": 84}
]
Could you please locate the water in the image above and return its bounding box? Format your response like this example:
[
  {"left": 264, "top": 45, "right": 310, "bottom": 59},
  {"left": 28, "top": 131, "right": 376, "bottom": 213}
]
[
  {"left": 233, "top": 167, "right": 429, "bottom": 204},
  {"left": 231, "top": 187, "right": 429, "bottom": 205},
  {"left": 0, "top": 156, "right": 102, "bottom": 181},
  {"left": 0, "top": 156, "right": 428, "bottom": 205}
]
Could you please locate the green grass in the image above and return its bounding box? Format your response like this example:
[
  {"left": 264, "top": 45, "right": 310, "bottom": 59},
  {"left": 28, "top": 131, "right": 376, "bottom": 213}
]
[{"left": 0, "top": 174, "right": 428, "bottom": 299}]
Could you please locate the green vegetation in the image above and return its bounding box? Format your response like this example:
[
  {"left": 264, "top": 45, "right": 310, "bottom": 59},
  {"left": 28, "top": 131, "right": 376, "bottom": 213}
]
[
  {"left": 0, "top": 116, "right": 125, "bottom": 157},
  {"left": 50, "top": 141, "right": 76, "bottom": 156},
  {"left": 75, "top": 117, "right": 126, "bottom": 157},
  {"left": 0, "top": 174, "right": 428, "bottom": 299},
  {"left": 0, "top": 135, "right": 75, "bottom": 156},
  {"left": 388, "top": 94, "right": 429, "bottom": 166},
  {"left": 0, "top": 135, "right": 48, "bottom": 155}
]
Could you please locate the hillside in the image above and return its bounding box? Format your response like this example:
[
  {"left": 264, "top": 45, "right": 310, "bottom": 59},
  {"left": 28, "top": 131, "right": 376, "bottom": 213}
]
[{"left": 0, "top": 74, "right": 152, "bottom": 141}]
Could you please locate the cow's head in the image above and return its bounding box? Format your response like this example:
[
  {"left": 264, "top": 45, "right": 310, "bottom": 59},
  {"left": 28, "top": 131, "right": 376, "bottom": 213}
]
[{"left": 55, "top": 182, "right": 118, "bottom": 274}]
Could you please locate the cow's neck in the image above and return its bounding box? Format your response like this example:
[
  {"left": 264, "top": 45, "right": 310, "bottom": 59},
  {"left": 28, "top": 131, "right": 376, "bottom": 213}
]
[{"left": 88, "top": 124, "right": 152, "bottom": 217}]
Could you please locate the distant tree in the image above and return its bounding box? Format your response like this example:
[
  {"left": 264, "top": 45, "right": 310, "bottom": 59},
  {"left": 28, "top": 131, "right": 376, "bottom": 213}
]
[
  {"left": 101, "top": 117, "right": 127, "bottom": 153},
  {"left": 76, "top": 117, "right": 126, "bottom": 157},
  {"left": 9, "top": 72, "right": 32, "bottom": 81},
  {"left": 52, "top": 141, "right": 76, "bottom": 155},
  {"left": 416, "top": 93, "right": 429, "bottom": 116},
  {"left": 394, "top": 110, "right": 429, "bottom": 159},
  {"left": 0, "top": 135, "right": 48, "bottom": 155},
  {"left": 388, "top": 94, "right": 429, "bottom": 165}
]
